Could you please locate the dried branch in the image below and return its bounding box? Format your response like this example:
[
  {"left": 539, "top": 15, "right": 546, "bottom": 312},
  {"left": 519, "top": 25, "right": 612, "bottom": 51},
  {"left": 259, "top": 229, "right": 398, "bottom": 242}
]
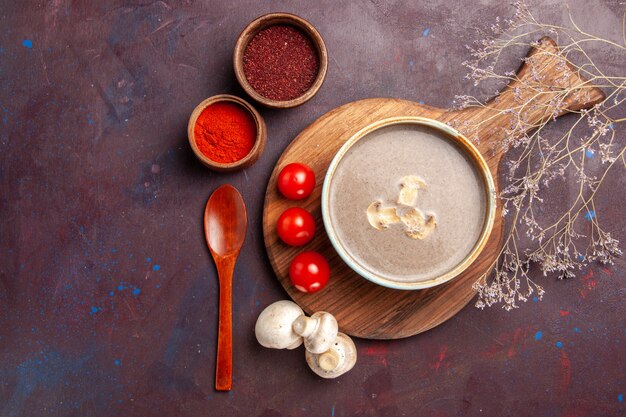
[{"left": 462, "top": 2, "right": 625, "bottom": 310}]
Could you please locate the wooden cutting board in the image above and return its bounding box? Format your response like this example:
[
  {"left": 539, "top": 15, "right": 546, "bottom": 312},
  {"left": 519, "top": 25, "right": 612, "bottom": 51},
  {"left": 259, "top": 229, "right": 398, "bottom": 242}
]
[{"left": 262, "top": 37, "right": 605, "bottom": 339}]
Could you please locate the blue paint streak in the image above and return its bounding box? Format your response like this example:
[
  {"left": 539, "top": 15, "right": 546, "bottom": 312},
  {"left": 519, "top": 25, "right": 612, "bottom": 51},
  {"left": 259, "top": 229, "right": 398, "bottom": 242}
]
[
  {"left": 132, "top": 288, "right": 141, "bottom": 296},
  {"left": 584, "top": 210, "right": 596, "bottom": 221},
  {"left": 146, "top": 257, "right": 151, "bottom": 262},
  {"left": 418, "top": 100, "right": 425, "bottom": 105},
  {"left": 109, "top": 291, "right": 115, "bottom": 296},
  {"left": 534, "top": 331, "right": 543, "bottom": 340},
  {"left": 152, "top": 264, "right": 161, "bottom": 271},
  {"left": 422, "top": 28, "right": 431, "bottom": 37},
  {"left": 331, "top": 404, "right": 335, "bottom": 417},
  {"left": 533, "top": 296, "right": 539, "bottom": 302},
  {"left": 585, "top": 149, "right": 595, "bottom": 158},
  {"left": 22, "top": 39, "right": 33, "bottom": 48},
  {"left": 555, "top": 341, "right": 563, "bottom": 348},
  {"left": 164, "top": 328, "right": 184, "bottom": 365},
  {"left": 117, "top": 284, "right": 125, "bottom": 291},
  {"left": 574, "top": 327, "right": 581, "bottom": 333},
  {"left": 1, "top": 350, "right": 90, "bottom": 413},
  {"left": 618, "top": 393, "right": 623, "bottom": 402},
  {"left": 155, "top": 284, "right": 161, "bottom": 289},
  {"left": 114, "top": 359, "right": 121, "bottom": 366},
  {"left": 89, "top": 306, "right": 100, "bottom": 315}
]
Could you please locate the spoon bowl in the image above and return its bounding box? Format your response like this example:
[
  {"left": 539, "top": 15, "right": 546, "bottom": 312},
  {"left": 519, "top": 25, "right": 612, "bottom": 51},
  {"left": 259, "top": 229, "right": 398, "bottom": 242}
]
[
  {"left": 204, "top": 184, "right": 247, "bottom": 391},
  {"left": 205, "top": 186, "right": 248, "bottom": 256}
]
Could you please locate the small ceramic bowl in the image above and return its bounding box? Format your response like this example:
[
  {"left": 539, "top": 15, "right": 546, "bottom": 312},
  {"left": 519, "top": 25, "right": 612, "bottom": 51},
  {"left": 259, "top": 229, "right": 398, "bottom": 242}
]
[
  {"left": 188, "top": 94, "right": 267, "bottom": 172},
  {"left": 321, "top": 117, "right": 496, "bottom": 290},
  {"left": 233, "top": 12, "right": 328, "bottom": 109}
]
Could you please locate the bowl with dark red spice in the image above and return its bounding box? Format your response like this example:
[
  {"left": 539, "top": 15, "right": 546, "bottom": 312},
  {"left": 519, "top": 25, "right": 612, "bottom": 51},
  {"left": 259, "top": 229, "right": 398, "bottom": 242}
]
[
  {"left": 233, "top": 13, "right": 328, "bottom": 108},
  {"left": 188, "top": 94, "right": 267, "bottom": 172}
]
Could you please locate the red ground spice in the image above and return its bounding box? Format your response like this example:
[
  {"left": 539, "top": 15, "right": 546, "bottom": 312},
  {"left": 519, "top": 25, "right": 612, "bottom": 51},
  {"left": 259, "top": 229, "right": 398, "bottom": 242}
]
[
  {"left": 243, "top": 25, "right": 320, "bottom": 101},
  {"left": 194, "top": 102, "right": 256, "bottom": 164}
]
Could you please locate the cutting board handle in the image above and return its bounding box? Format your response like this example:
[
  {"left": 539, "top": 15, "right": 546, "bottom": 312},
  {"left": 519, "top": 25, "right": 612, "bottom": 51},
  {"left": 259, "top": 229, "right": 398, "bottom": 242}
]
[{"left": 459, "top": 37, "right": 605, "bottom": 149}]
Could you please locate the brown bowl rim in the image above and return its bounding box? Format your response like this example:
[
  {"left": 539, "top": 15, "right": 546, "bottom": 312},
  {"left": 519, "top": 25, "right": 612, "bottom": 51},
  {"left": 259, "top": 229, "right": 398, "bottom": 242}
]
[
  {"left": 233, "top": 12, "right": 328, "bottom": 109},
  {"left": 187, "top": 94, "right": 267, "bottom": 172}
]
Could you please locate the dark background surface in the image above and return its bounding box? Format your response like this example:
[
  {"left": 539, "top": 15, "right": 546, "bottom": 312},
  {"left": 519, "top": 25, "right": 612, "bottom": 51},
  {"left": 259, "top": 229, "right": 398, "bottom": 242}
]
[{"left": 1, "top": 1, "right": 624, "bottom": 416}]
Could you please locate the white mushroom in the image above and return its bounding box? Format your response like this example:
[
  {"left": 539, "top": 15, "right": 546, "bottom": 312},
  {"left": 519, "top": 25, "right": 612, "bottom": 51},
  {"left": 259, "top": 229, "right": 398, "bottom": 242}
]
[
  {"left": 292, "top": 311, "right": 338, "bottom": 354},
  {"left": 366, "top": 201, "right": 400, "bottom": 231},
  {"left": 305, "top": 333, "right": 357, "bottom": 379},
  {"left": 397, "top": 175, "right": 428, "bottom": 206},
  {"left": 399, "top": 207, "right": 437, "bottom": 240},
  {"left": 255, "top": 300, "right": 305, "bottom": 350}
]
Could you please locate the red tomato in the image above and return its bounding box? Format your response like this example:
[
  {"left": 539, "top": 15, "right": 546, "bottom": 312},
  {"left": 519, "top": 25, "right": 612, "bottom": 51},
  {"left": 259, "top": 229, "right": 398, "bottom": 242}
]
[
  {"left": 277, "top": 163, "right": 315, "bottom": 200},
  {"left": 289, "top": 251, "right": 330, "bottom": 293},
  {"left": 277, "top": 207, "right": 315, "bottom": 246}
]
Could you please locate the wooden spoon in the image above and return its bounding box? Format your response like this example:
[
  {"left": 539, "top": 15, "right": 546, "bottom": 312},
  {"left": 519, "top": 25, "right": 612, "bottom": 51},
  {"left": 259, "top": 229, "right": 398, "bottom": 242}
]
[{"left": 204, "top": 184, "right": 247, "bottom": 391}]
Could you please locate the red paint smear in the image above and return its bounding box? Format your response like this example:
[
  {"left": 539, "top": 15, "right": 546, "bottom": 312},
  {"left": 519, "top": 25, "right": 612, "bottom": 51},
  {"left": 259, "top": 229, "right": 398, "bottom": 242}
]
[
  {"left": 580, "top": 280, "right": 597, "bottom": 298},
  {"left": 559, "top": 310, "right": 570, "bottom": 317},
  {"left": 580, "top": 269, "right": 597, "bottom": 298},
  {"left": 481, "top": 327, "right": 531, "bottom": 359},
  {"left": 481, "top": 343, "right": 500, "bottom": 358},
  {"left": 560, "top": 350, "right": 571, "bottom": 392},
  {"left": 601, "top": 267, "right": 613, "bottom": 276},
  {"left": 362, "top": 344, "right": 389, "bottom": 356},
  {"left": 361, "top": 344, "right": 389, "bottom": 367},
  {"left": 520, "top": 327, "right": 530, "bottom": 350},
  {"left": 431, "top": 346, "right": 448, "bottom": 371},
  {"left": 507, "top": 327, "right": 523, "bottom": 358}
]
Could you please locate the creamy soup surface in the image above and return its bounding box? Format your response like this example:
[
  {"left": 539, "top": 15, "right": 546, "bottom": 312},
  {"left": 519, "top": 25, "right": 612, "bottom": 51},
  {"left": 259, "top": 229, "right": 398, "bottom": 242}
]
[{"left": 328, "top": 124, "right": 487, "bottom": 283}]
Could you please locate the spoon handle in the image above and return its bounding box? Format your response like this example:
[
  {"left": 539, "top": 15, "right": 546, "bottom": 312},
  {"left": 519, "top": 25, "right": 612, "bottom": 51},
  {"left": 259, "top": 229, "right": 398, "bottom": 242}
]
[{"left": 215, "top": 257, "right": 235, "bottom": 391}]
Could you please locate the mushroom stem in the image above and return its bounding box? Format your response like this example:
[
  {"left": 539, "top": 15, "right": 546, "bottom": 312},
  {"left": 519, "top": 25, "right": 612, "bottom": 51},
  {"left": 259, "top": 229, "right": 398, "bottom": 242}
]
[
  {"left": 305, "top": 332, "right": 357, "bottom": 379},
  {"left": 294, "top": 312, "right": 338, "bottom": 354},
  {"left": 292, "top": 316, "right": 317, "bottom": 338},
  {"left": 317, "top": 349, "right": 340, "bottom": 371},
  {"left": 291, "top": 311, "right": 339, "bottom": 353}
]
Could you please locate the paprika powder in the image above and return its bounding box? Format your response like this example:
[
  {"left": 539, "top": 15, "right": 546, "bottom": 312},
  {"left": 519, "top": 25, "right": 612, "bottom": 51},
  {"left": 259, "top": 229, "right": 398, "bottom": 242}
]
[{"left": 194, "top": 101, "right": 257, "bottom": 164}]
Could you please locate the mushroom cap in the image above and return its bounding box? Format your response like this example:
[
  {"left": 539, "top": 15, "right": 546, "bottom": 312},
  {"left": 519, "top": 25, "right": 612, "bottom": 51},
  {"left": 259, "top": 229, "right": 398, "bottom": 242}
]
[
  {"left": 255, "top": 300, "right": 305, "bottom": 350},
  {"left": 305, "top": 332, "right": 357, "bottom": 379},
  {"left": 399, "top": 207, "right": 437, "bottom": 240},
  {"left": 366, "top": 201, "right": 400, "bottom": 231},
  {"left": 293, "top": 311, "right": 338, "bottom": 354},
  {"left": 397, "top": 175, "right": 427, "bottom": 206}
]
